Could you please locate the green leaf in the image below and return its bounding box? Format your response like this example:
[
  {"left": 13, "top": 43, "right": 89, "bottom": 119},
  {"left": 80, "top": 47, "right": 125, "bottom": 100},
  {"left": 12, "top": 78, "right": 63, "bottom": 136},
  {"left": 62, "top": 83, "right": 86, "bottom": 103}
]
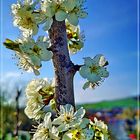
[{"left": 3, "top": 39, "right": 20, "bottom": 52}]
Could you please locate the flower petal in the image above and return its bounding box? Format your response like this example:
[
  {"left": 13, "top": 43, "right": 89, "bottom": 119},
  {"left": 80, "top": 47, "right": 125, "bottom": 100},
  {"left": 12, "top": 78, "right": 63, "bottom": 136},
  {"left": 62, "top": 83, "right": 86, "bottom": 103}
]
[
  {"left": 74, "top": 107, "right": 85, "bottom": 119},
  {"left": 93, "top": 54, "right": 104, "bottom": 66},
  {"left": 32, "top": 25, "right": 38, "bottom": 35},
  {"left": 39, "top": 49, "right": 53, "bottom": 61},
  {"left": 87, "top": 73, "right": 101, "bottom": 83},
  {"left": 82, "top": 128, "right": 94, "bottom": 140},
  {"left": 69, "top": 119, "right": 81, "bottom": 128},
  {"left": 62, "top": 132, "right": 72, "bottom": 140},
  {"left": 59, "top": 104, "right": 66, "bottom": 114},
  {"left": 46, "top": 6, "right": 55, "bottom": 17},
  {"left": 96, "top": 67, "right": 109, "bottom": 78},
  {"left": 79, "top": 66, "right": 91, "bottom": 79},
  {"left": 52, "top": 117, "right": 63, "bottom": 125},
  {"left": 58, "top": 124, "right": 69, "bottom": 132},
  {"left": 67, "top": 13, "right": 79, "bottom": 26},
  {"left": 55, "top": 10, "right": 68, "bottom": 21},
  {"left": 99, "top": 55, "right": 108, "bottom": 67},
  {"left": 43, "top": 18, "right": 53, "bottom": 31},
  {"left": 62, "top": 0, "right": 76, "bottom": 11},
  {"left": 49, "top": 126, "right": 60, "bottom": 140},
  {"left": 44, "top": 112, "right": 52, "bottom": 129},
  {"left": 83, "top": 57, "right": 94, "bottom": 66},
  {"left": 79, "top": 118, "right": 90, "bottom": 129},
  {"left": 65, "top": 104, "right": 74, "bottom": 114},
  {"left": 29, "top": 55, "right": 41, "bottom": 67}
]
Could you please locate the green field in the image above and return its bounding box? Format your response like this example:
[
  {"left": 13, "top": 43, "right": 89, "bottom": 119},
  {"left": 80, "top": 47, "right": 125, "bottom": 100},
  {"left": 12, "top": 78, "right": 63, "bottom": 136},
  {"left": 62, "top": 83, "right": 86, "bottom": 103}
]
[{"left": 78, "top": 97, "right": 139, "bottom": 110}]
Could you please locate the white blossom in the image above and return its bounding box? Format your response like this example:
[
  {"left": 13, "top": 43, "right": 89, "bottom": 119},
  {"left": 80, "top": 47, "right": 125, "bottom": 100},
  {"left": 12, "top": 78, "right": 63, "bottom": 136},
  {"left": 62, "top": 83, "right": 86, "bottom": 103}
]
[
  {"left": 53, "top": 104, "right": 85, "bottom": 132},
  {"left": 66, "top": 21, "right": 84, "bottom": 54},
  {"left": 79, "top": 55, "right": 109, "bottom": 89},
  {"left": 16, "top": 52, "right": 40, "bottom": 75},
  {"left": 11, "top": 0, "right": 42, "bottom": 35},
  {"left": 40, "top": 0, "right": 88, "bottom": 30},
  {"left": 25, "top": 78, "right": 55, "bottom": 119},
  {"left": 62, "top": 118, "right": 94, "bottom": 140},
  {"left": 65, "top": 0, "right": 88, "bottom": 26},
  {"left": 94, "top": 117, "right": 108, "bottom": 132},
  {"left": 16, "top": 36, "right": 53, "bottom": 74},
  {"left": 32, "top": 112, "right": 60, "bottom": 140},
  {"left": 91, "top": 117, "right": 110, "bottom": 140},
  {"left": 24, "top": 93, "right": 44, "bottom": 120}
]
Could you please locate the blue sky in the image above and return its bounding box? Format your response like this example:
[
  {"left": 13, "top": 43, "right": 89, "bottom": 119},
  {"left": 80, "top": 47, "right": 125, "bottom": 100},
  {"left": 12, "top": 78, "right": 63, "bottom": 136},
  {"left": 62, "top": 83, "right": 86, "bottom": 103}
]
[{"left": 0, "top": 0, "right": 138, "bottom": 104}]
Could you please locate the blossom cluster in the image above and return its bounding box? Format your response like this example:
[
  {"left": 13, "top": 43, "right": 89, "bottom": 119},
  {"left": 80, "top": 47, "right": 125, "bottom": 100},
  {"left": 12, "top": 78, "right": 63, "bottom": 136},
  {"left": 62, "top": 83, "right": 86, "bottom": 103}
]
[
  {"left": 41, "top": 0, "right": 87, "bottom": 30},
  {"left": 4, "top": 0, "right": 87, "bottom": 74},
  {"left": 31, "top": 104, "right": 110, "bottom": 140},
  {"left": 66, "top": 21, "right": 85, "bottom": 54},
  {"left": 4, "top": 36, "right": 52, "bottom": 75},
  {"left": 25, "top": 78, "right": 55, "bottom": 120},
  {"left": 4, "top": 1, "right": 111, "bottom": 139},
  {"left": 24, "top": 79, "right": 110, "bottom": 139},
  {"left": 79, "top": 54, "right": 109, "bottom": 90},
  {"left": 11, "top": 0, "right": 87, "bottom": 36}
]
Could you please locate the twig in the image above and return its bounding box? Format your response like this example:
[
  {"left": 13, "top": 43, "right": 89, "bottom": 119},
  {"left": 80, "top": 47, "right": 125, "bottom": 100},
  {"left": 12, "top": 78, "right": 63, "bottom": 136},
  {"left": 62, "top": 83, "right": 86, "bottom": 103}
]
[{"left": 14, "top": 88, "right": 22, "bottom": 139}]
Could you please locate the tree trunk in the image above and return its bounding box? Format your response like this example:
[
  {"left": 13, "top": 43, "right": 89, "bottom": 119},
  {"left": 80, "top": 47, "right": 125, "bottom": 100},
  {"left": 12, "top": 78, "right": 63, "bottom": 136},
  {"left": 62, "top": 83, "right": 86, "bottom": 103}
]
[{"left": 49, "top": 18, "right": 76, "bottom": 109}]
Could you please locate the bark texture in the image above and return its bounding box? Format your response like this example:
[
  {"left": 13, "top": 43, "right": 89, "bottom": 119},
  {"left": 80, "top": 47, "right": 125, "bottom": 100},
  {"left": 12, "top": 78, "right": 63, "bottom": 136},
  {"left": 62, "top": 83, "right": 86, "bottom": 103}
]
[{"left": 49, "top": 18, "right": 76, "bottom": 109}]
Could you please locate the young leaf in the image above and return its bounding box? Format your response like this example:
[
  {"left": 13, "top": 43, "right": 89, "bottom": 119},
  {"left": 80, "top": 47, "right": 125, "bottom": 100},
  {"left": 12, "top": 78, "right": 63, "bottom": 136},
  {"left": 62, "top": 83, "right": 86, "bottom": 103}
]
[{"left": 3, "top": 39, "right": 20, "bottom": 52}]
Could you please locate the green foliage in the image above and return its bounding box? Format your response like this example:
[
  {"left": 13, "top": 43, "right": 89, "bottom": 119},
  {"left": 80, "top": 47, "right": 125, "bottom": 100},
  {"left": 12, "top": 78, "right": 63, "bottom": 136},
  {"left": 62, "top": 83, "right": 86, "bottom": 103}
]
[
  {"left": 3, "top": 39, "right": 20, "bottom": 52},
  {"left": 0, "top": 132, "right": 30, "bottom": 140},
  {"left": 0, "top": 95, "right": 32, "bottom": 139},
  {"left": 0, "top": 103, "right": 16, "bottom": 138},
  {"left": 78, "top": 98, "right": 138, "bottom": 110}
]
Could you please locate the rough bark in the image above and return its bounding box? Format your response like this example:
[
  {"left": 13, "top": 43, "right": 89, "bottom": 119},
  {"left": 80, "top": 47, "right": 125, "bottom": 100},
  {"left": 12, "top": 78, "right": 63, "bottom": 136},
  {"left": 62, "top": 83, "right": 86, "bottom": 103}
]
[{"left": 49, "top": 18, "right": 76, "bottom": 109}]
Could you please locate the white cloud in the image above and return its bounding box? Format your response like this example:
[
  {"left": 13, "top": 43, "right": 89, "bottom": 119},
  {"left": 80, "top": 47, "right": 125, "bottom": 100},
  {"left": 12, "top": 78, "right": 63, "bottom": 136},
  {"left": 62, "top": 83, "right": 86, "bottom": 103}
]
[
  {"left": 4, "top": 72, "right": 20, "bottom": 78},
  {"left": 1, "top": 72, "right": 20, "bottom": 81},
  {"left": 0, "top": 72, "right": 29, "bottom": 107}
]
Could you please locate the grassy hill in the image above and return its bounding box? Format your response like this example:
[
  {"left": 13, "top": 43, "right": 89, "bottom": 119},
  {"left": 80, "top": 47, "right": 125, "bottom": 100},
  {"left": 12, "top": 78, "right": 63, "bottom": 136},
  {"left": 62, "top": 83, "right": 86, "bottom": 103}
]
[{"left": 78, "top": 97, "right": 139, "bottom": 110}]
